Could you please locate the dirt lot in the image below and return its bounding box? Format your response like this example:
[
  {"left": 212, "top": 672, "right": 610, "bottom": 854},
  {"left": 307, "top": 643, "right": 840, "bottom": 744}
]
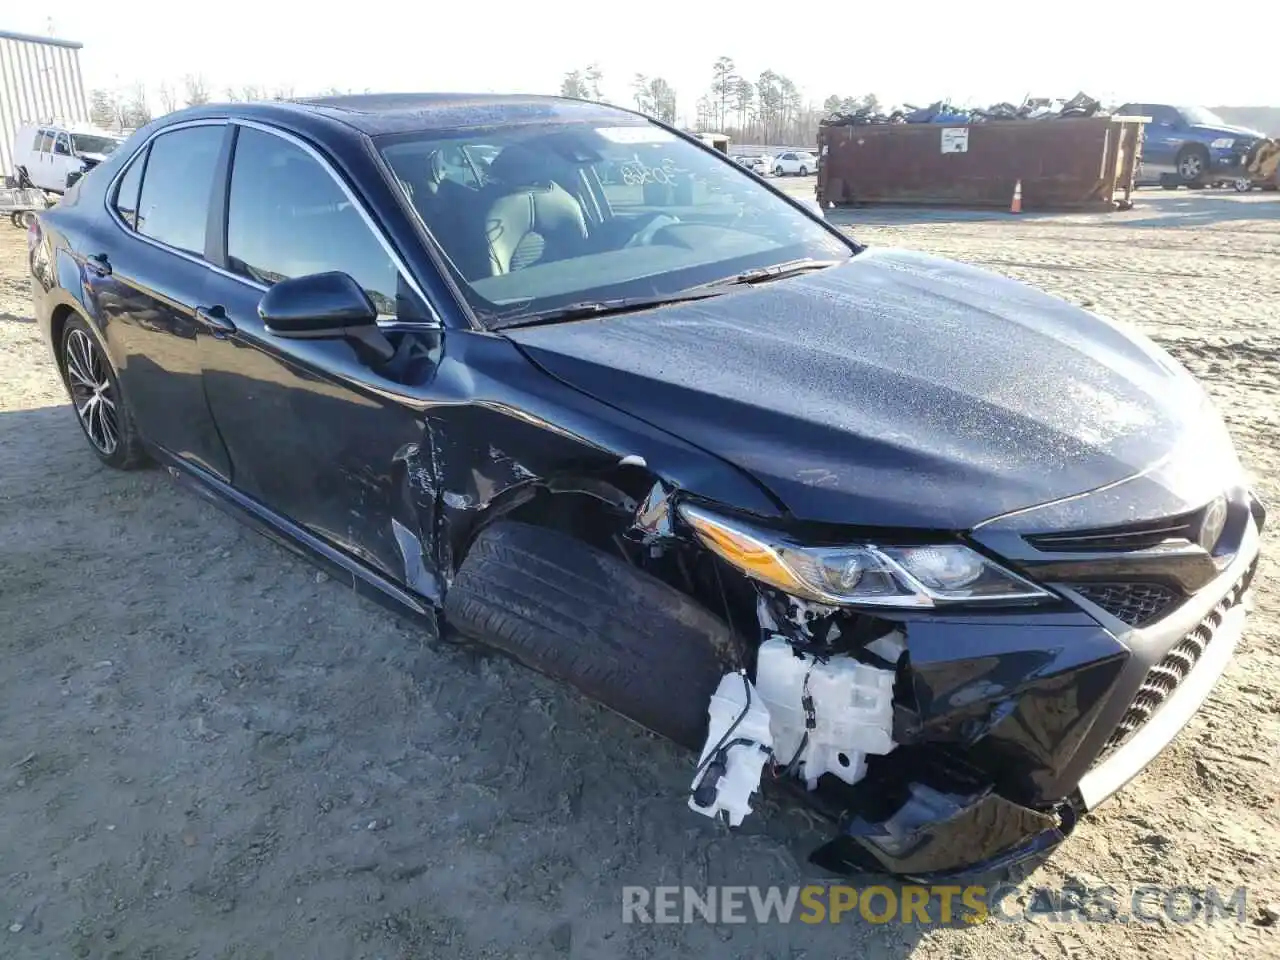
[{"left": 1, "top": 189, "right": 1278, "bottom": 960}]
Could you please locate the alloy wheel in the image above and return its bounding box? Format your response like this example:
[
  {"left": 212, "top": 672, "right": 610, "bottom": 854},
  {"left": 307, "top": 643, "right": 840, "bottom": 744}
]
[
  {"left": 1179, "top": 153, "right": 1203, "bottom": 179},
  {"left": 64, "top": 328, "right": 119, "bottom": 455}
]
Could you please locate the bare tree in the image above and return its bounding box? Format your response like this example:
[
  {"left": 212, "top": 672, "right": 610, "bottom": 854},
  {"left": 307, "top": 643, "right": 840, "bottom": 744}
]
[
  {"left": 89, "top": 89, "right": 119, "bottom": 131},
  {"left": 271, "top": 84, "right": 295, "bottom": 101},
  {"left": 183, "top": 74, "right": 210, "bottom": 107},
  {"left": 732, "top": 79, "right": 754, "bottom": 136},
  {"left": 122, "top": 82, "right": 152, "bottom": 128},
  {"left": 560, "top": 69, "right": 588, "bottom": 99},
  {"left": 584, "top": 64, "right": 603, "bottom": 100},
  {"left": 631, "top": 74, "right": 677, "bottom": 123},
  {"left": 158, "top": 81, "right": 179, "bottom": 115},
  {"left": 711, "top": 56, "right": 736, "bottom": 131}
]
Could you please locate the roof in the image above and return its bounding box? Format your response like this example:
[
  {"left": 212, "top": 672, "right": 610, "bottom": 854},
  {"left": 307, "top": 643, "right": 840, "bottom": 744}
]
[
  {"left": 0, "top": 29, "right": 83, "bottom": 50},
  {"left": 285, "top": 92, "right": 642, "bottom": 136}
]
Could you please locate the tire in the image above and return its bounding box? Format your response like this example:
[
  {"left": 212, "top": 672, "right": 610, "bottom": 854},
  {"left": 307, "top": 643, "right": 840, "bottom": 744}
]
[
  {"left": 775, "top": 165, "right": 785, "bottom": 177},
  {"left": 799, "top": 166, "right": 809, "bottom": 177},
  {"left": 444, "top": 520, "right": 732, "bottom": 748},
  {"left": 60, "top": 316, "right": 148, "bottom": 469},
  {"left": 1175, "top": 145, "right": 1210, "bottom": 186}
]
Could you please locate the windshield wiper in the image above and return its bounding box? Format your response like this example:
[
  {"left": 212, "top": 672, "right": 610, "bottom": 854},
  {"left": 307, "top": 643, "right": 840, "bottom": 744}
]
[
  {"left": 701, "top": 258, "right": 845, "bottom": 288},
  {"left": 489, "top": 289, "right": 727, "bottom": 330}
]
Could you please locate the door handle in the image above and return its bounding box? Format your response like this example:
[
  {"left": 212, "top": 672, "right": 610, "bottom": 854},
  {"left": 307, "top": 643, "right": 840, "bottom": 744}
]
[
  {"left": 85, "top": 252, "right": 111, "bottom": 277},
  {"left": 195, "top": 305, "right": 237, "bottom": 337}
]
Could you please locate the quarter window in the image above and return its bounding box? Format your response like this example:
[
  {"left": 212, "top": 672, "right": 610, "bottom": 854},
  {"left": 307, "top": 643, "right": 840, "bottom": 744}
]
[
  {"left": 113, "top": 149, "right": 147, "bottom": 229},
  {"left": 225, "top": 126, "right": 400, "bottom": 316},
  {"left": 135, "top": 125, "right": 225, "bottom": 255}
]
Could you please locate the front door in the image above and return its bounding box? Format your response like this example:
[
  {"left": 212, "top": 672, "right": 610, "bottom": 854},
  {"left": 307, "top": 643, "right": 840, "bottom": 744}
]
[
  {"left": 85, "top": 122, "right": 232, "bottom": 479},
  {"left": 51, "top": 132, "right": 78, "bottom": 191},
  {"left": 198, "top": 123, "right": 437, "bottom": 591}
]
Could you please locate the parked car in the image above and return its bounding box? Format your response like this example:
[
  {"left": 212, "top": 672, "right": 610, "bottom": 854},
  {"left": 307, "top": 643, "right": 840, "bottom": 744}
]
[
  {"left": 11, "top": 122, "right": 123, "bottom": 194},
  {"left": 771, "top": 150, "right": 817, "bottom": 176},
  {"left": 1118, "top": 104, "right": 1265, "bottom": 188},
  {"left": 29, "top": 94, "right": 1264, "bottom": 880},
  {"left": 733, "top": 154, "right": 769, "bottom": 175}
]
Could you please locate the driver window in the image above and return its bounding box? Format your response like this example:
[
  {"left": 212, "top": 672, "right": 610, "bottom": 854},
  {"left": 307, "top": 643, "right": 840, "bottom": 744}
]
[
  {"left": 226, "top": 126, "right": 403, "bottom": 318},
  {"left": 55, "top": 134, "right": 72, "bottom": 156}
]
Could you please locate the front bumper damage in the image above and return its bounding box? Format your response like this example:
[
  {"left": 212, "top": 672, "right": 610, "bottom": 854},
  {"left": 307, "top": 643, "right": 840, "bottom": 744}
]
[{"left": 686, "top": 491, "right": 1264, "bottom": 880}]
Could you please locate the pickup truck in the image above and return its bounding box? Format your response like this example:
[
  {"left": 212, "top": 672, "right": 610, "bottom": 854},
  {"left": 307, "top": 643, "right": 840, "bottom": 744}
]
[{"left": 1119, "top": 104, "right": 1266, "bottom": 189}]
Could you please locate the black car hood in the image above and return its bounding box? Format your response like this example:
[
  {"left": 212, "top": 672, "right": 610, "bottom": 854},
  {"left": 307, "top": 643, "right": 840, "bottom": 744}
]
[{"left": 506, "top": 248, "right": 1219, "bottom": 530}]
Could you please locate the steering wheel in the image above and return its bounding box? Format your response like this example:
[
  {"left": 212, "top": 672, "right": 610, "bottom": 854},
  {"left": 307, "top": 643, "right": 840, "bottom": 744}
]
[{"left": 624, "top": 213, "right": 681, "bottom": 248}]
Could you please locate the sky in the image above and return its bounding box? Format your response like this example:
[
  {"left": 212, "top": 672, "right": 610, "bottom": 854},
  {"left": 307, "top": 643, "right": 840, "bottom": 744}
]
[{"left": 7, "top": 2, "right": 1272, "bottom": 123}]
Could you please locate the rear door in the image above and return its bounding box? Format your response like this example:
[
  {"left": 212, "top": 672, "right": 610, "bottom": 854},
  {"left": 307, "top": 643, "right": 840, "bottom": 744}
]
[
  {"left": 85, "top": 121, "right": 233, "bottom": 478},
  {"left": 33, "top": 129, "right": 57, "bottom": 190},
  {"left": 197, "top": 122, "right": 437, "bottom": 590}
]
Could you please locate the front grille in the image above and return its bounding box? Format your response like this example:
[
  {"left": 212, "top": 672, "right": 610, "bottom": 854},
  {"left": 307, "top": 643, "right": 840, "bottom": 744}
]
[
  {"left": 1026, "top": 510, "right": 1200, "bottom": 553},
  {"left": 1095, "top": 557, "right": 1258, "bottom": 762},
  {"left": 1075, "top": 582, "right": 1181, "bottom": 627}
]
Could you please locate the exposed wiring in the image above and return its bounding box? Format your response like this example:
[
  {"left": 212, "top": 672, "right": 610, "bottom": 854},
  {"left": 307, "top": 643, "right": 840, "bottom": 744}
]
[
  {"left": 711, "top": 557, "right": 750, "bottom": 668},
  {"left": 776, "top": 667, "right": 817, "bottom": 779},
  {"left": 691, "top": 670, "right": 753, "bottom": 786}
]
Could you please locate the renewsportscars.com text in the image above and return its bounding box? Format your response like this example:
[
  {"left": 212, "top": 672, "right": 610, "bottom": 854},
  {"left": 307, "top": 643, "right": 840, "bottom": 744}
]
[{"left": 621, "top": 884, "right": 1249, "bottom": 926}]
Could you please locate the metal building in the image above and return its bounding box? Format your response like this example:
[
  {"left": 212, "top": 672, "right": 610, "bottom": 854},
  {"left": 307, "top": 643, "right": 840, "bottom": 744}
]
[{"left": 1, "top": 29, "right": 90, "bottom": 180}]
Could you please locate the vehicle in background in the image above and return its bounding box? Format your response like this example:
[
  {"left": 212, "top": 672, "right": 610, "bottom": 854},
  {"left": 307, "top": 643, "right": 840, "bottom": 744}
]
[
  {"left": 1119, "top": 104, "right": 1265, "bottom": 189},
  {"left": 697, "top": 132, "right": 730, "bottom": 154},
  {"left": 733, "top": 154, "right": 769, "bottom": 175},
  {"left": 772, "top": 151, "right": 817, "bottom": 176},
  {"left": 0, "top": 30, "right": 94, "bottom": 188},
  {"left": 11, "top": 123, "right": 123, "bottom": 194}
]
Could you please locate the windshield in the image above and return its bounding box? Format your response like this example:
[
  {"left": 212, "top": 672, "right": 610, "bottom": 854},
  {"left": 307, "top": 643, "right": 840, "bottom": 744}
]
[
  {"left": 70, "top": 134, "right": 120, "bottom": 155},
  {"left": 1177, "top": 106, "right": 1227, "bottom": 128},
  {"left": 378, "top": 120, "right": 852, "bottom": 328}
]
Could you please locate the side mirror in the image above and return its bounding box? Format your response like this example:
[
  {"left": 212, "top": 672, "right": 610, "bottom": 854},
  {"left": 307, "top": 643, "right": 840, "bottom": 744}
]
[{"left": 259, "top": 271, "right": 394, "bottom": 362}]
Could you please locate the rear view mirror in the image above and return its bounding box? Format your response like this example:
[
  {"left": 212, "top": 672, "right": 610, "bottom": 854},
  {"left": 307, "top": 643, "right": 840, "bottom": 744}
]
[{"left": 259, "top": 271, "right": 394, "bottom": 362}]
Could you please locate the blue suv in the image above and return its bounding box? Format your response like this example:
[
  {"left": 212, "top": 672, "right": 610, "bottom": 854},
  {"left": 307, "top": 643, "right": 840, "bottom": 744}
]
[{"left": 1119, "top": 104, "right": 1266, "bottom": 188}]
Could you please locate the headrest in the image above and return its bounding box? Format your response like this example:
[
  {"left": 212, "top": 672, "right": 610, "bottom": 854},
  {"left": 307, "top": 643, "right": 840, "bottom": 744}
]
[{"left": 487, "top": 144, "right": 558, "bottom": 187}]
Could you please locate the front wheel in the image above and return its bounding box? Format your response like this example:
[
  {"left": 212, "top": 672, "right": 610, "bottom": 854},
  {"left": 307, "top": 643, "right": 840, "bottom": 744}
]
[
  {"left": 1176, "top": 145, "right": 1210, "bottom": 186},
  {"left": 775, "top": 166, "right": 785, "bottom": 177},
  {"left": 799, "top": 166, "right": 809, "bottom": 176},
  {"left": 60, "top": 316, "right": 147, "bottom": 469}
]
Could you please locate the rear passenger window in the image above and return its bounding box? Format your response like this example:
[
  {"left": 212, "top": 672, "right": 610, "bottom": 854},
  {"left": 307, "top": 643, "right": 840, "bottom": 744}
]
[
  {"left": 226, "top": 126, "right": 399, "bottom": 316},
  {"left": 113, "top": 150, "right": 146, "bottom": 229},
  {"left": 136, "top": 125, "right": 224, "bottom": 255}
]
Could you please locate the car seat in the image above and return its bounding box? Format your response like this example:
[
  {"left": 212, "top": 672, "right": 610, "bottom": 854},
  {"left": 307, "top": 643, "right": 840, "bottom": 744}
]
[{"left": 482, "top": 145, "right": 588, "bottom": 275}]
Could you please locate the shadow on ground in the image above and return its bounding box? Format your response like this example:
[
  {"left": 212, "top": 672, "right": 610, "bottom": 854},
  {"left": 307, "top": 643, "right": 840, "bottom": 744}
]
[{"left": 0, "top": 403, "right": 947, "bottom": 958}]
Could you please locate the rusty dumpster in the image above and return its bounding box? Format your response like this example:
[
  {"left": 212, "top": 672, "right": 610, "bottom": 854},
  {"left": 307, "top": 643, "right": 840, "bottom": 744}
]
[{"left": 816, "top": 116, "right": 1145, "bottom": 211}]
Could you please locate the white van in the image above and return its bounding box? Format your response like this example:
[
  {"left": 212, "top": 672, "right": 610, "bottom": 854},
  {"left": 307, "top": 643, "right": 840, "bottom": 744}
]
[{"left": 11, "top": 123, "right": 124, "bottom": 194}]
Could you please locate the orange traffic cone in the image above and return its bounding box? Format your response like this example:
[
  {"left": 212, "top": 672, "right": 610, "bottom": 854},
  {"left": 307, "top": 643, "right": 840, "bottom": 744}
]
[{"left": 1010, "top": 179, "right": 1023, "bottom": 214}]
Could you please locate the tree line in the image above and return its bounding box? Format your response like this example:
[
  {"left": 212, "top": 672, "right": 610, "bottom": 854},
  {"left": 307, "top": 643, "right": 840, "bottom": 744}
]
[
  {"left": 561, "top": 56, "right": 881, "bottom": 146},
  {"left": 89, "top": 58, "right": 879, "bottom": 148}
]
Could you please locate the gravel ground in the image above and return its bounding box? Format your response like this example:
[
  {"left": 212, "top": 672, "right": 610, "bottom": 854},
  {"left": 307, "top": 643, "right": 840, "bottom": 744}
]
[{"left": 1, "top": 188, "right": 1277, "bottom": 959}]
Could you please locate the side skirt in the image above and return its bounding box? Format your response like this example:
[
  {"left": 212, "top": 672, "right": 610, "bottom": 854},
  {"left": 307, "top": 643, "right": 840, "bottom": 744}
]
[{"left": 148, "top": 445, "right": 441, "bottom": 635}]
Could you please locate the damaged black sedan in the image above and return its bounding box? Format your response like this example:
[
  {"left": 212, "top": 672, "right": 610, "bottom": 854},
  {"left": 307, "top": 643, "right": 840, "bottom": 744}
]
[{"left": 29, "top": 94, "right": 1264, "bottom": 880}]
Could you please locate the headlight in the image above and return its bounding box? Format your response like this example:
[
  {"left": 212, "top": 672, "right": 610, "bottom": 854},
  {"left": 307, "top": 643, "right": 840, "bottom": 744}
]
[
  {"left": 678, "top": 503, "right": 1052, "bottom": 608},
  {"left": 1211, "top": 138, "right": 1235, "bottom": 150}
]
